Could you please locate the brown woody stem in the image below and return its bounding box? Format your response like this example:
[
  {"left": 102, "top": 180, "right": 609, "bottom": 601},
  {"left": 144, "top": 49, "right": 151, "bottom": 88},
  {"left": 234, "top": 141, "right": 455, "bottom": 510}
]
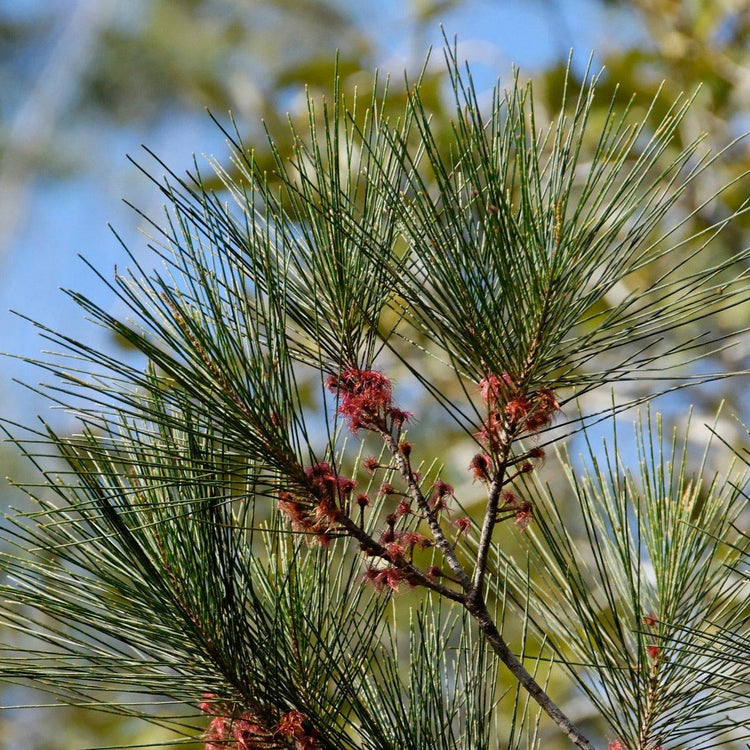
[
  {"left": 465, "top": 596, "right": 595, "bottom": 750},
  {"left": 376, "top": 427, "right": 473, "bottom": 592}
]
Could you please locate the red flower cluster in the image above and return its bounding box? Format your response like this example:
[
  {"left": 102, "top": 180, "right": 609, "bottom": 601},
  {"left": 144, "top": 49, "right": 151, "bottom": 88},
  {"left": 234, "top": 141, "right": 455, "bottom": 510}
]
[
  {"left": 362, "top": 565, "right": 413, "bottom": 592},
  {"left": 480, "top": 372, "right": 515, "bottom": 408},
  {"left": 326, "top": 368, "right": 410, "bottom": 433},
  {"left": 428, "top": 480, "right": 454, "bottom": 513},
  {"left": 476, "top": 374, "right": 560, "bottom": 449},
  {"left": 498, "top": 491, "right": 533, "bottom": 531},
  {"left": 378, "top": 526, "right": 432, "bottom": 561},
  {"left": 454, "top": 516, "right": 472, "bottom": 533},
  {"left": 608, "top": 741, "right": 662, "bottom": 750},
  {"left": 201, "top": 696, "right": 319, "bottom": 750},
  {"left": 360, "top": 511, "right": 433, "bottom": 592},
  {"left": 305, "top": 461, "right": 355, "bottom": 505},
  {"left": 275, "top": 710, "right": 321, "bottom": 750},
  {"left": 469, "top": 453, "right": 491, "bottom": 482},
  {"left": 277, "top": 462, "right": 355, "bottom": 546}
]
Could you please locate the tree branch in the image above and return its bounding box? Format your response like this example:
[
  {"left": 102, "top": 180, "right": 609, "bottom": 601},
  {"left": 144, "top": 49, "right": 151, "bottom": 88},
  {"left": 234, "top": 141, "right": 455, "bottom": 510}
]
[
  {"left": 465, "top": 597, "right": 595, "bottom": 750},
  {"left": 375, "top": 427, "right": 474, "bottom": 592}
]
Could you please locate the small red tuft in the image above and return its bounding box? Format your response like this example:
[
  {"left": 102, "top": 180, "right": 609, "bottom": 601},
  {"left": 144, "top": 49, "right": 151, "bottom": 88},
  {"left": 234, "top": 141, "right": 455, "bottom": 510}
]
[
  {"left": 385, "top": 542, "right": 406, "bottom": 561},
  {"left": 326, "top": 367, "right": 394, "bottom": 433},
  {"left": 276, "top": 709, "right": 306, "bottom": 738},
  {"left": 356, "top": 493, "right": 370, "bottom": 508},
  {"left": 275, "top": 709, "right": 321, "bottom": 748},
  {"left": 399, "top": 531, "right": 432, "bottom": 549},
  {"left": 388, "top": 407, "right": 412, "bottom": 430},
  {"left": 395, "top": 499, "right": 411, "bottom": 516},
  {"left": 528, "top": 446, "right": 546, "bottom": 463},
  {"left": 500, "top": 490, "right": 518, "bottom": 508},
  {"left": 433, "top": 480, "right": 454, "bottom": 498},
  {"left": 233, "top": 714, "right": 275, "bottom": 749},
  {"left": 378, "top": 482, "right": 396, "bottom": 497},
  {"left": 380, "top": 526, "right": 396, "bottom": 544},
  {"left": 524, "top": 388, "right": 560, "bottom": 432},
  {"left": 199, "top": 693, "right": 220, "bottom": 715},
  {"left": 479, "top": 373, "right": 514, "bottom": 408},
  {"left": 364, "top": 565, "right": 409, "bottom": 593},
  {"left": 514, "top": 501, "right": 533, "bottom": 531},
  {"left": 315, "top": 531, "right": 333, "bottom": 548},
  {"left": 505, "top": 395, "right": 532, "bottom": 423},
  {"left": 363, "top": 456, "right": 380, "bottom": 473},
  {"left": 647, "top": 645, "right": 661, "bottom": 662},
  {"left": 469, "top": 453, "right": 491, "bottom": 482},
  {"left": 429, "top": 480, "right": 454, "bottom": 512},
  {"left": 476, "top": 412, "right": 505, "bottom": 449},
  {"left": 203, "top": 715, "right": 231, "bottom": 750},
  {"left": 454, "top": 516, "right": 472, "bottom": 533},
  {"left": 643, "top": 612, "right": 658, "bottom": 628},
  {"left": 338, "top": 477, "right": 356, "bottom": 495},
  {"left": 382, "top": 567, "right": 408, "bottom": 591}
]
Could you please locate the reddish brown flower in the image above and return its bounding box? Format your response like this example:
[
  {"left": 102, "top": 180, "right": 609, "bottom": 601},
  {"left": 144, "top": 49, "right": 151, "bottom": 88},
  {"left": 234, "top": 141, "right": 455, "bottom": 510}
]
[
  {"left": 276, "top": 710, "right": 306, "bottom": 739},
  {"left": 278, "top": 462, "right": 356, "bottom": 545},
  {"left": 203, "top": 715, "right": 231, "bottom": 750},
  {"left": 500, "top": 491, "right": 518, "bottom": 509},
  {"left": 233, "top": 714, "right": 276, "bottom": 749},
  {"left": 514, "top": 500, "right": 533, "bottom": 531},
  {"left": 479, "top": 372, "right": 514, "bottom": 408},
  {"left": 388, "top": 407, "right": 412, "bottom": 430},
  {"left": 524, "top": 388, "right": 560, "bottom": 432},
  {"left": 378, "top": 482, "right": 396, "bottom": 497},
  {"left": 528, "top": 446, "right": 546, "bottom": 464},
  {"left": 505, "top": 395, "right": 532, "bottom": 423},
  {"left": 427, "top": 480, "right": 454, "bottom": 512},
  {"left": 399, "top": 531, "right": 432, "bottom": 549},
  {"left": 199, "top": 692, "right": 220, "bottom": 715},
  {"left": 356, "top": 493, "right": 370, "bottom": 508},
  {"left": 469, "top": 453, "right": 491, "bottom": 481},
  {"left": 276, "top": 710, "right": 320, "bottom": 749},
  {"left": 454, "top": 517, "right": 472, "bottom": 534},
  {"left": 395, "top": 499, "right": 411, "bottom": 517},
  {"left": 326, "top": 368, "right": 395, "bottom": 433},
  {"left": 363, "top": 565, "right": 409, "bottom": 592},
  {"left": 476, "top": 412, "right": 505, "bottom": 449},
  {"left": 385, "top": 541, "right": 406, "bottom": 561}
]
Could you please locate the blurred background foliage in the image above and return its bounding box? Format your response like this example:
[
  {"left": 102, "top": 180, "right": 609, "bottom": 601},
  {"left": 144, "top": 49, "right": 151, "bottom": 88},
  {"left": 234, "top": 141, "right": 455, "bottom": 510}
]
[{"left": 1, "top": 0, "right": 750, "bottom": 747}]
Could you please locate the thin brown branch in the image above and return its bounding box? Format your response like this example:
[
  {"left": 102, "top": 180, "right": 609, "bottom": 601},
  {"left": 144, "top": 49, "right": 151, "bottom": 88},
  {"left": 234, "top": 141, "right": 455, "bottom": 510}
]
[
  {"left": 376, "top": 427, "right": 473, "bottom": 592},
  {"left": 465, "top": 597, "right": 595, "bottom": 750},
  {"left": 335, "top": 514, "right": 466, "bottom": 603}
]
